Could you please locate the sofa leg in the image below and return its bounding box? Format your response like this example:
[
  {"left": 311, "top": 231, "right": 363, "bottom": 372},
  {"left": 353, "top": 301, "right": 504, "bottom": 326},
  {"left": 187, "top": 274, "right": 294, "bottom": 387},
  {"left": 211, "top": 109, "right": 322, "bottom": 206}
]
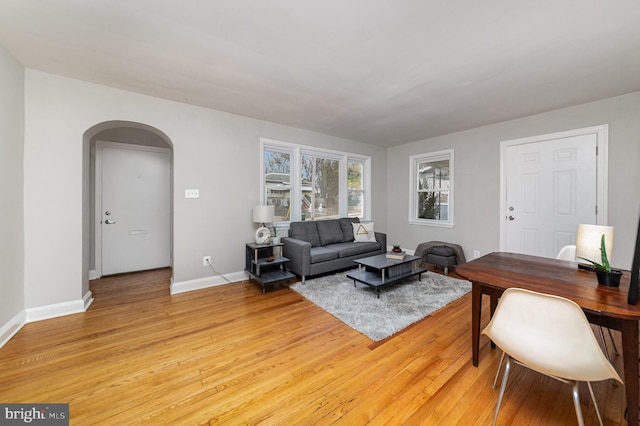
[
  {"left": 302, "top": 276, "right": 306, "bottom": 285},
  {"left": 444, "top": 266, "right": 448, "bottom": 275}
]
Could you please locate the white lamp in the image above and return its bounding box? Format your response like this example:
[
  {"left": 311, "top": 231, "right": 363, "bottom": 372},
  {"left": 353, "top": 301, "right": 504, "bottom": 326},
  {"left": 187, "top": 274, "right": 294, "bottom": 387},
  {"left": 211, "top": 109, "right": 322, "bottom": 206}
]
[
  {"left": 253, "top": 205, "right": 274, "bottom": 244},
  {"left": 575, "top": 224, "right": 614, "bottom": 269}
]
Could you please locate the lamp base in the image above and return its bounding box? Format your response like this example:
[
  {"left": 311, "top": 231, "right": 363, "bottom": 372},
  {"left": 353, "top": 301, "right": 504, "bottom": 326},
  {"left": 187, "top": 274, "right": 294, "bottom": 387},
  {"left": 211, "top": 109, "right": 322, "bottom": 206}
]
[{"left": 255, "top": 225, "right": 271, "bottom": 244}]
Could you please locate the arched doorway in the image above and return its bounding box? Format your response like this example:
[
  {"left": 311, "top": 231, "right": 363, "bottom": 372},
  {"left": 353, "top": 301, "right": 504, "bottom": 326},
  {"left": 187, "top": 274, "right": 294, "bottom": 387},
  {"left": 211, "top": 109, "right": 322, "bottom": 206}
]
[{"left": 82, "top": 121, "right": 173, "bottom": 285}]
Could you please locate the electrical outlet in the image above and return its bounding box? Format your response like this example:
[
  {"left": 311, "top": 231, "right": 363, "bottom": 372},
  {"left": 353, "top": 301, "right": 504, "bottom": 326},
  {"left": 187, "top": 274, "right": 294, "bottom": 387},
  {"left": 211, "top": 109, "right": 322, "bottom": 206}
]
[
  {"left": 203, "top": 256, "right": 211, "bottom": 266},
  {"left": 185, "top": 189, "right": 200, "bottom": 198},
  {"left": 473, "top": 250, "right": 480, "bottom": 259}
]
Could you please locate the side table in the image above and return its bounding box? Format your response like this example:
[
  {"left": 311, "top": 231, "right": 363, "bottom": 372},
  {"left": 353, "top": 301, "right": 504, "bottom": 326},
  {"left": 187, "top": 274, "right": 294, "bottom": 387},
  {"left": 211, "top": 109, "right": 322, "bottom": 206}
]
[{"left": 245, "top": 242, "right": 295, "bottom": 293}]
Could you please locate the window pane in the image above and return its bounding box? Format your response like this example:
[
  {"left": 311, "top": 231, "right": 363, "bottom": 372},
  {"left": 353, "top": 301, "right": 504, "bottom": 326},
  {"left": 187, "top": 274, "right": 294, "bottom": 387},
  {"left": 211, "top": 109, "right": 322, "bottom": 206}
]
[
  {"left": 348, "top": 190, "right": 363, "bottom": 217},
  {"left": 264, "top": 150, "right": 291, "bottom": 221},
  {"left": 348, "top": 162, "right": 364, "bottom": 218},
  {"left": 418, "top": 192, "right": 449, "bottom": 221},
  {"left": 302, "top": 155, "right": 340, "bottom": 220},
  {"left": 418, "top": 160, "right": 450, "bottom": 190}
]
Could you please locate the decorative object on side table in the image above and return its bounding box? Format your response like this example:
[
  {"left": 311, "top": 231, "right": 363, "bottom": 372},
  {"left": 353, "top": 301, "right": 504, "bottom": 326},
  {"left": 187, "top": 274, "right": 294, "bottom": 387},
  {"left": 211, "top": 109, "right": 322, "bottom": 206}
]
[
  {"left": 577, "top": 229, "right": 622, "bottom": 287},
  {"left": 269, "top": 225, "right": 280, "bottom": 245},
  {"left": 252, "top": 205, "right": 274, "bottom": 244},
  {"left": 386, "top": 245, "right": 406, "bottom": 260}
]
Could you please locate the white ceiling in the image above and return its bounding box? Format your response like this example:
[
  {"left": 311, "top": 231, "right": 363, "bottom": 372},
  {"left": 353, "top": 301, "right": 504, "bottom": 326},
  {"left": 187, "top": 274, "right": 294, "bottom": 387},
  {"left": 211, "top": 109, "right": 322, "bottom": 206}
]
[{"left": 1, "top": 1, "right": 640, "bottom": 147}]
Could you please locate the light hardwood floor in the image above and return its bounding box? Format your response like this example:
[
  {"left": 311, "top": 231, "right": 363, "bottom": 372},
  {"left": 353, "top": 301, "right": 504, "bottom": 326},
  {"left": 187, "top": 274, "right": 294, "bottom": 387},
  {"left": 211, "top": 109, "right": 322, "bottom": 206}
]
[{"left": 0, "top": 267, "right": 628, "bottom": 425}]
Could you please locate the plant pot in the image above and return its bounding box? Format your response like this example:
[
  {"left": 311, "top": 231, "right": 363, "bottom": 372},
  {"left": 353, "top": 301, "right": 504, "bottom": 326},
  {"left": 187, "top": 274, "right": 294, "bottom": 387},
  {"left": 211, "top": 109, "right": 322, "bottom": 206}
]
[
  {"left": 595, "top": 269, "right": 623, "bottom": 287},
  {"left": 271, "top": 236, "right": 281, "bottom": 245}
]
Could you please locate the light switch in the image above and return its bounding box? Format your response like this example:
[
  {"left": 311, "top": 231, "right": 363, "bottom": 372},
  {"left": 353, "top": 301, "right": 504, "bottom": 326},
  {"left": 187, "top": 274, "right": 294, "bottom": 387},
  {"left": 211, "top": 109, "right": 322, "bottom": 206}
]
[{"left": 185, "top": 189, "right": 200, "bottom": 198}]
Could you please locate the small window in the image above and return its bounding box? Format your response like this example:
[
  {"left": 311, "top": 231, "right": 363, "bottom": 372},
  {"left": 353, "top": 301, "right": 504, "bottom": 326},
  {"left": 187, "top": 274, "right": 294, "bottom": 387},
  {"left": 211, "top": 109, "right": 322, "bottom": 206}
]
[{"left": 409, "top": 149, "right": 454, "bottom": 227}]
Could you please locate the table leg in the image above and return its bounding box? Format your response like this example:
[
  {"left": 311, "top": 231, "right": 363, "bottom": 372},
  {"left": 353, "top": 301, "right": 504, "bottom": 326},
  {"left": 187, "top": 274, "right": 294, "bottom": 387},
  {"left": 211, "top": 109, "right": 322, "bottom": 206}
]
[
  {"left": 472, "top": 282, "right": 482, "bottom": 367},
  {"left": 621, "top": 319, "right": 639, "bottom": 425},
  {"left": 490, "top": 294, "right": 498, "bottom": 349}
]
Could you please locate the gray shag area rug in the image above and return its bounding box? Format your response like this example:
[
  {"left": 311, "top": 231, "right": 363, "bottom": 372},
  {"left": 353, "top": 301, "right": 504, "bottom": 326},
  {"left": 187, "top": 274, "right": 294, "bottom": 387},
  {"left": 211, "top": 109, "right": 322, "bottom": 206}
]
[{"left": 290, "top": 270, "right": 472, "bottom": 341}]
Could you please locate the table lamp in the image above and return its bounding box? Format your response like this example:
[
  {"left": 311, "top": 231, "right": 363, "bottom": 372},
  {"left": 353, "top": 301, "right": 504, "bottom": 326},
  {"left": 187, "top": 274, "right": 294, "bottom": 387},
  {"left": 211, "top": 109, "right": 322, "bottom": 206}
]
[
  {"left": 575, "top": 224, "right": 614, "bottom": 270},
  {"left": 253, "top": 205, "right": 274, "bottom": 244}
]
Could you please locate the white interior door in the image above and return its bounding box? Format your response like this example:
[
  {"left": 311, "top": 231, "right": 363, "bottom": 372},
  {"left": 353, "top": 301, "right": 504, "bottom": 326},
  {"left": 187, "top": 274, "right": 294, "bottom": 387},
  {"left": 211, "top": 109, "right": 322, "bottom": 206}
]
[
  {"left": 100, "top": 143, "right": 171, "bottom": 275},
  {"left": 503, "top": 131, "right": 600, "bottom": 258}
]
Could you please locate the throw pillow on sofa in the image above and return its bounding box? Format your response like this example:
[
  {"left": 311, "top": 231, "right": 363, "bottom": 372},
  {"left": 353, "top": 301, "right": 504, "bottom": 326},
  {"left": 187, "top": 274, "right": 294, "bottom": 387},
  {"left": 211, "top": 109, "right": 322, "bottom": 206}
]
[{"left": 353, "top": 222, "right": 377, "bottom": 243}]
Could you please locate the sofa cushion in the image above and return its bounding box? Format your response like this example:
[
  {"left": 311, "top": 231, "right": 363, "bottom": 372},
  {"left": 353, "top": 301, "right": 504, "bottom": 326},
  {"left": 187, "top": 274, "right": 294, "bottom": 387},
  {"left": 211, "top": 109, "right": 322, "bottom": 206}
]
[
  {"left": 353, "top": 222, "right": 377, "bottom": 243},
  {"left": 330, "top": 241, "right": 380, "bottom": 258},
  {"left": 289, "top": 221, "right": 321, "bottom": 247},
  {"left": 309, "top": 246, "right": 339, "bottom": 264},
  {"left": 317, "top": 220, "right": 344, "bottom": 245},
  {"left": 339, "top": 217, "right": 360, "bottom": 242}
]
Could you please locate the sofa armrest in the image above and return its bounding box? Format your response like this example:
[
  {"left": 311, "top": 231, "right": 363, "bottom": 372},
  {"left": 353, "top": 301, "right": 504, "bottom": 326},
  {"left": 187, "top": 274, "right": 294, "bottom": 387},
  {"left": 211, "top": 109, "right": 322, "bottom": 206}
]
[
  {"left": 282, "top": 237, "right": 312, "bottom": 277},
  {"left": 375, "top": 232, "right": 387, "bottom": 253}
]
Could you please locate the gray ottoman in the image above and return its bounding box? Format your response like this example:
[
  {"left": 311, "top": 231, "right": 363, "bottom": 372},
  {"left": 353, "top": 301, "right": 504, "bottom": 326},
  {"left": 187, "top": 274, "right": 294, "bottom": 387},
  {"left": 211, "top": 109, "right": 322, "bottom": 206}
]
[{"left": 424, "top": 245, "right": 458, "bottom": 275}]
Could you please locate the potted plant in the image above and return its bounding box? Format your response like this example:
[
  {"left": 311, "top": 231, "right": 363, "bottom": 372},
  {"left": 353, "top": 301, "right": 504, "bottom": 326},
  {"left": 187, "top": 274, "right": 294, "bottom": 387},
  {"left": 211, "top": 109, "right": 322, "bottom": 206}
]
[
  {"left": 578, "top": 234, "right": 623, "bottom": 287},
  {"left": 269, "top": 226, "right": 280, "bottom": 245}
]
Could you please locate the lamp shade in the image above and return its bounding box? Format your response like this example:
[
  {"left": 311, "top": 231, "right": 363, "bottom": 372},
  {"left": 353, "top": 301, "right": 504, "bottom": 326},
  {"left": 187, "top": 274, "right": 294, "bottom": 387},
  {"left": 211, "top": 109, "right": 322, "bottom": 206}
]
[
  {"left": 575, "top": 224, "right": 614, "bottom": 265},
  {"left": 252, "top": 205, "right": 274, "bottom": 224}
]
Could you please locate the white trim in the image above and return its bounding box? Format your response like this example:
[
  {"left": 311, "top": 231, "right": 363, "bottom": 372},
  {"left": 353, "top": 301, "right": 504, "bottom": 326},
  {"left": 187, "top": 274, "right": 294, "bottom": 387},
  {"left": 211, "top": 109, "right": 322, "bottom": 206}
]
[
  {"left": 0, "top": 311, "right": 26, "bottom": 349},
  {"left": 25, "top": 290, "right": 94, "bottom": 323},
  {"left": 170, "top": 271, "right": 248, "bottom": 295},
  {"left": 499, "top": 125, "right": 609, "bottom": 251}
]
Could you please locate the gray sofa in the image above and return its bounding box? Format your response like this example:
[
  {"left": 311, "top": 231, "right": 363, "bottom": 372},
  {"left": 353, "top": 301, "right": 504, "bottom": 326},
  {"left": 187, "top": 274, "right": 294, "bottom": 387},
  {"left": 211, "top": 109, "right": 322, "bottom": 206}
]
[{"left": 282, "top": 217, "right": 386, "bottom": 284}]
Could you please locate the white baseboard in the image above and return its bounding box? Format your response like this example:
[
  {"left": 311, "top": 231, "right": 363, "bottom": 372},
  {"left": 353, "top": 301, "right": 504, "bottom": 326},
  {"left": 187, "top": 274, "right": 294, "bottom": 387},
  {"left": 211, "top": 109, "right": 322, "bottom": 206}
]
[
  {"left": 0, "top": 310, "right": 26, "bottom": 349},
  {"left": 171, "top": 271, "right": 248, "bottom": 295},
  {"left": 89, "top": 269, "right": 100, "bottom": 280},
  {"left": 25, "top": 290, "right": 94, "bottom": 323}
]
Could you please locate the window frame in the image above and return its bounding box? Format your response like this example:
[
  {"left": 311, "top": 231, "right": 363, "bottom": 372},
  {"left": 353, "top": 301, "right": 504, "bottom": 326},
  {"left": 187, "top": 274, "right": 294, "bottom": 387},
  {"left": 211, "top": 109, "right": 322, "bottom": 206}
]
[
  {"left": 409, "top": 149, "right": 454, "bottom": 228},
  {"left": 260, "top": 138, "right": 371, "bottom": 223}
]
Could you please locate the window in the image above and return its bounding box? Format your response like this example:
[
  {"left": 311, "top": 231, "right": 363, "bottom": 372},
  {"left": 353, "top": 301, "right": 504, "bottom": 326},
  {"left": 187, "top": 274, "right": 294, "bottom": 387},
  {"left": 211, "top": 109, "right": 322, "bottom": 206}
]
[
  {"left": 262, "top": 139, "right": 370, "bottom": 222},
  {"left": 264, "top": 148, "right": 292, "bottom": 222},
  {"left": 409, "top": 149, "right": 454, "bottom": 227}
]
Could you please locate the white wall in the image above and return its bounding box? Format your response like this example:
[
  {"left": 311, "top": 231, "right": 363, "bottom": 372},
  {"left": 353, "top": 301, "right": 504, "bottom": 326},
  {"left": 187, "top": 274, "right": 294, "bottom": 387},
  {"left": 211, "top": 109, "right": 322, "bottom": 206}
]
[
  {"left": 22, "top": 70, "right": 387, "bottom": 308},
  {"left": 0, "top": 45, "right": 25, "bottom": 331},
  {"left": 387, "top": 91, "right": 640, "bottom": 269}
]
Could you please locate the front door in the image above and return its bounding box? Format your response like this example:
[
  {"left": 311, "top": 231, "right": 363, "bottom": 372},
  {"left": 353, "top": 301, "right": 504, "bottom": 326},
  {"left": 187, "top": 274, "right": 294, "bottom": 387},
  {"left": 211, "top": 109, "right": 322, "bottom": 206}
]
[
  {"left": 502, "top": 128, "right": 603, "bottom": 258},
  {"left": 99, "top": 142, "right": 171, "bottom": 275}
]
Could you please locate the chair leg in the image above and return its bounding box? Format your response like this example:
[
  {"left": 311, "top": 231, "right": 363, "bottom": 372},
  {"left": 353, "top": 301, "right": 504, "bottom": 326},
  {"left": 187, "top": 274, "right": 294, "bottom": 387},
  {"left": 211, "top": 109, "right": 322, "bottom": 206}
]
[
  {"left": 492, "top": 351, "right": 505, "bottom": 389},
  {"left": 492, "top": 354, "right": 512, "bottom": 426},
  {"left": 607, "top": 328, "right": 619, "bottom": 354},
  {"left": 598, "top": 326, "right": 611, "bottom": 361},
  {"left": 571, "top": 381, "right": 586, "bottom": 426},
  {"left": 586, "top": 381, "right": 604, "bottom": 426}
]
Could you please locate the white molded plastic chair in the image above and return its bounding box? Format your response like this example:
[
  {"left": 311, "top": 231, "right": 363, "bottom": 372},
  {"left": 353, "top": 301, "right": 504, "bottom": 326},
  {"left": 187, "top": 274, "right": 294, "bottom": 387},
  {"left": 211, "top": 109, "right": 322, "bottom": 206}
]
[
  {"left": 482, "top": 288, "right": 622, "bottom": 426},
  {"left": 556, "top": 244, "right": 577, "bottom": 261}
]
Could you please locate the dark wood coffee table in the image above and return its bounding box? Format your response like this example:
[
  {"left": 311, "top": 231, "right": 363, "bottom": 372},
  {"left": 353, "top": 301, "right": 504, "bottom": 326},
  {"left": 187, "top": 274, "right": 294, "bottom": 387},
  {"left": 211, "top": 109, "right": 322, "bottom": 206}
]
[{"left": 347, "top": 253, "right": 427, "bottom": 297}]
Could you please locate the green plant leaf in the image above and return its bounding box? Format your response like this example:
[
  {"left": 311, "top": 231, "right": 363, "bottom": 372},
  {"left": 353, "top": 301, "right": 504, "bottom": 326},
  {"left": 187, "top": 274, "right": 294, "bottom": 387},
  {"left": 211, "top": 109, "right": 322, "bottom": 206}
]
[
  {"left": 600, "top": 234, "right": 611, "bottom": 272},
  {"left": 577, "top": 256, "right": 606, "bottom": 271}
]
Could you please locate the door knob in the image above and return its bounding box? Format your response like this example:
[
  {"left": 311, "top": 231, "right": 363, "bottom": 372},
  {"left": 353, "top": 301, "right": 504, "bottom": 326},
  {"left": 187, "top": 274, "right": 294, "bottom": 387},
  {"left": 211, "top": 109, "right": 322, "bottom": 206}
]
[
  {"left": 508, "top": 216, "right": 515, "bottom": 221},
  {"left": 105, "top": 219, "right": 116, "bottom": 224}
]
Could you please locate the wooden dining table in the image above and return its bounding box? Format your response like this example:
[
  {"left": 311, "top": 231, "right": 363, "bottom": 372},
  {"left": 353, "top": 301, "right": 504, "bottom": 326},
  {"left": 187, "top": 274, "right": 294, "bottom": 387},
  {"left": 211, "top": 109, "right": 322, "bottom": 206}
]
[{"left": 456, "top": 252, "right": 640, "bottom": 425}]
